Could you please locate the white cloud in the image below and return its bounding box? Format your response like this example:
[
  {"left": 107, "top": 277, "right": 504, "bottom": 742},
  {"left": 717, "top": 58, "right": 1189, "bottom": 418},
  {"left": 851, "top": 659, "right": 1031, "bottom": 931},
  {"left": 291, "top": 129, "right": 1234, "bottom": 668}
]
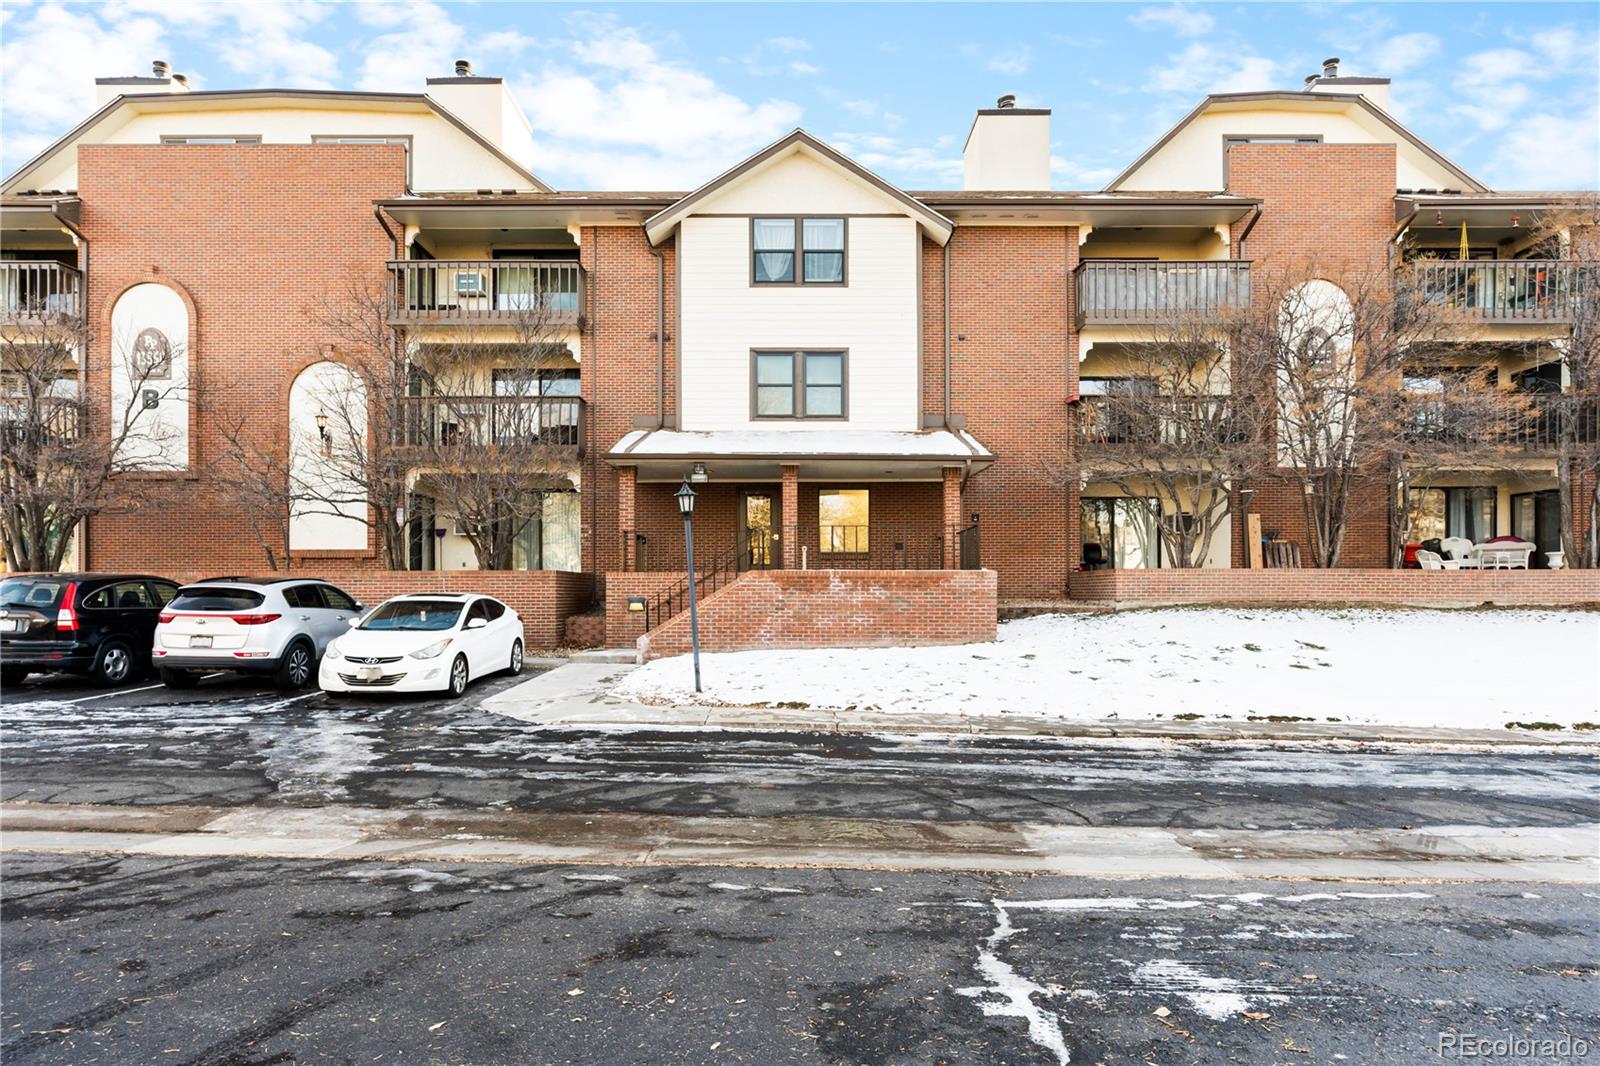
[
  {"left": 355, "top": 1, "right": 467, "bottom": 90},
  {"left": 827, "top": 132, "right": 963, "bottom": 184},
  {"left": 1368, "top": 32, "right": 1440, "bottom": 75},
  {"left": 976, "top": 46, "right": 1033, "bottom": 76},
  {"left": 789, "top": 61, "right": 821, "bottom": 76},
  {"left": 765, "top": 36, "right": 810, "bottom": 54},
  {"left": 1131, "top": 3, "right": 1215, "bottom": 37},
  {"left": 513, "top": 15, "right": 802, "bottom": 188},
  {"left": 1482, "top": 112, "right": 1600, "bottom": 189},
  {"left": 1051, "top": 154, "right": 1119, "bottom": 188},
  {"left": 1146, "top": 43, "right": 1281, "bottom": 95}
]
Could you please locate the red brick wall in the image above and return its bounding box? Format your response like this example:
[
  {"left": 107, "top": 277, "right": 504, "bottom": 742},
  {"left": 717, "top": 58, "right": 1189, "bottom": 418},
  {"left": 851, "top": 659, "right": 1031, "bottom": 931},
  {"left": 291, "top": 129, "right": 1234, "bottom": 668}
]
[
  {"left": 934, "top": 227, "right": 1075, "bottom": 601},
  {"left": 604, "top": 571, "right": 690, "bottom": 647},
  {"left": 638, "top": 568, "right": 998, "bottom": 659},
  {"left": 152, "top": 569, "right": 594, "bottom": 649},
  {"left": 1226, "top": 143, "right": 1398, "bottom": 568},
  {"left": 77, "top": 144, "right": 406, "bottom": 574},
  {"left": 1069, "top": 569, "right": 1600, "bottom": 608}
]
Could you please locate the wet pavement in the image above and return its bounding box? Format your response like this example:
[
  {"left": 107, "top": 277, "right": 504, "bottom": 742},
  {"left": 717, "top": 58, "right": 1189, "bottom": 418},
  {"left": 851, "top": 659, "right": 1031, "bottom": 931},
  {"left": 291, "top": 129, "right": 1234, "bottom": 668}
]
[
  {"left": 2, "top": 853, "right": 1596, "bottom": 1066},
  {"left": 2, "top": 669, "right": 1597, "bottom": 830}
]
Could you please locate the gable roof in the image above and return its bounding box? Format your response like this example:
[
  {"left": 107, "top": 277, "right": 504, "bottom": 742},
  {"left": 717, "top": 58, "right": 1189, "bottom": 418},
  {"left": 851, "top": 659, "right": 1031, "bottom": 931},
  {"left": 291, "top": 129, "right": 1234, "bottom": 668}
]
[
  {"left": 643, "top": 129, "right": 955, "bottom": 246},
  {"left": 1, "top": 88, "right": 552, "bottom": 195},
  {"left": 1105, "top": 90, "right": 1486, "bottom": 194}
]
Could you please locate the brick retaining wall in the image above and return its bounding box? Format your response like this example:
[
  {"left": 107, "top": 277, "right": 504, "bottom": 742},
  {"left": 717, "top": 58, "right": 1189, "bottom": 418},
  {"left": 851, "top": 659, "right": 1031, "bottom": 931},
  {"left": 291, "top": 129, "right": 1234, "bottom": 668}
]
[
  {"left": 1068, "top": 569, "right": 1600, "bottom": 609},
  {"left": 637, "top": 569, "right": 998, "bottom": 660},
  {"left": 604, "top": 572, "right": 691, "bottom": 648}
]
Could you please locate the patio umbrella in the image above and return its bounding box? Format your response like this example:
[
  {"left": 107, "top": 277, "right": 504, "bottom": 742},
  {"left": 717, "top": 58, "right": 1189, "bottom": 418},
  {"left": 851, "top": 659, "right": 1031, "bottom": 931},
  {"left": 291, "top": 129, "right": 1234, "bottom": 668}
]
[{"left": 1459, "top": 219, "right": 1469, "bottom": 260}]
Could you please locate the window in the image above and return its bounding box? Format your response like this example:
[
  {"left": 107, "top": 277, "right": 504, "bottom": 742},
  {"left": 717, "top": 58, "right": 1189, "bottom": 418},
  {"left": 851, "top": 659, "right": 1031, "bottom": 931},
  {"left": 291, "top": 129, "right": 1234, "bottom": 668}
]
[
  {"left": 82, "top": 581, "right": 154, "bottom": 610},
  {"left": 466, "top": 599, "right": 491, "bottom": 625},
  {"left": 1081, "top": 498, "right": 1160, "bottom": 569},
  {"left": 1406, "top": 487, "right": 1495, "bottom": 543},
  {"left": 169, "top": 587, "right": 264, "bottom": 612},
  {"left": 159, "top": 135, "right": 261, "bottom": 145},
  {"left": 149, "top": 581, "right": 180, "bottom": 606},
  {"left": 321, "top": 586, "right": 358, "bottom": 612},
  {"left": 481, "top": 599, "right": 506, "bottom": 621},
  {"left": 818, "top": 488, "right": 870, "bottom": 554},
  {"left": 752, "top": 217, "right": 846, "bottom": 285},
  {"left": 752, "top": 350, "right": 846, "bottom": 419},
  {"left": 282, "top": 584, "right": 326, "bottom": 610}
]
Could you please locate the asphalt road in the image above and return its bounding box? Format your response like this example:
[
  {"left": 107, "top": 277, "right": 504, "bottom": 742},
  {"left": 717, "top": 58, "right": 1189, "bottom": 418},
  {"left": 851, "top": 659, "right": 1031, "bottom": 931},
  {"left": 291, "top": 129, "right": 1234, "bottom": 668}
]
[
  {"left": 3, "top": 670, "right": 1597, "bottom": 831},
  {"left": 2, "top": 853, "right": 1596, "bottom": 1066}
]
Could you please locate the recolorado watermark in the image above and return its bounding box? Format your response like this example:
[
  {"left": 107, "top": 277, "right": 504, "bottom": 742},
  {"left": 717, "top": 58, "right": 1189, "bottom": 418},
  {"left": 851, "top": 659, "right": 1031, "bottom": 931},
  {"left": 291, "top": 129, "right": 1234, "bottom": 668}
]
[{"left": 1439, "top": 1032, "right": 1593, "bottom": 1059}]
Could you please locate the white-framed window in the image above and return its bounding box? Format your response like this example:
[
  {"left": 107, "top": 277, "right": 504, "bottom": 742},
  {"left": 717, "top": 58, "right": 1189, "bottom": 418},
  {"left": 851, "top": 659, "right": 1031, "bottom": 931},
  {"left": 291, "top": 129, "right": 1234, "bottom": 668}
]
[{"left": 752, "top": 217, "right": 846, "bottom": 285}]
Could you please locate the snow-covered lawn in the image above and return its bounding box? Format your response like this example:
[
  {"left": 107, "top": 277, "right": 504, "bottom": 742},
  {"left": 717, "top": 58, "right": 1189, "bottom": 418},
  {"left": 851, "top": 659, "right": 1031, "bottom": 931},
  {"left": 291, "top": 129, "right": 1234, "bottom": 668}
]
[{"left": 615, "top": 608, "right": 1600, "bottom": 730}]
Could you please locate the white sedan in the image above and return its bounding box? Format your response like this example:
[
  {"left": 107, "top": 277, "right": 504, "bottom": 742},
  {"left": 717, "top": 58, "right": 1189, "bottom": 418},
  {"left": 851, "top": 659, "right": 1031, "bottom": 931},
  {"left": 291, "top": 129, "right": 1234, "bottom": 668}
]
[{"left": 319, "top": 593, "right": 524, "bottom": 696}]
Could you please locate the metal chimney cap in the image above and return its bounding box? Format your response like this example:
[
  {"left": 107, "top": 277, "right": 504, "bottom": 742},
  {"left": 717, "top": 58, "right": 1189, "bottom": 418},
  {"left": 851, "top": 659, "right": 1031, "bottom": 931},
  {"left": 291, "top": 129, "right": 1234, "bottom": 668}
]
[
  {"left": 152, "top": 59, "right": 171, "bottom": 78},
  {"left": 454, "top": 58, "right": 473, "bottom": 77},
  {"left": 995, "top": 93, "right": 1017, "bottom": 109},
  {"left": 1304, "top": 74, "right": 1319, "bottom": 89},
  {"left": 1322, "top": 56, "right": 1340, "bottom": 77}
]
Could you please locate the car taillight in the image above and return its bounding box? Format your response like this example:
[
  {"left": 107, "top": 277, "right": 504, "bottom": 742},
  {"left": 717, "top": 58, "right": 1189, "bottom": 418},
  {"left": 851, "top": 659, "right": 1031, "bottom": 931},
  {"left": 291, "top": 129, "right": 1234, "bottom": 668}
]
[
  {"left": 56, "top": 582, "right": 78, "bottom": 632},
  {"left": 230, "top": 613, "right": 282, "bottom": 625},
  {"left": 159, "top": 612, "right": 175, "bottom": 624}
]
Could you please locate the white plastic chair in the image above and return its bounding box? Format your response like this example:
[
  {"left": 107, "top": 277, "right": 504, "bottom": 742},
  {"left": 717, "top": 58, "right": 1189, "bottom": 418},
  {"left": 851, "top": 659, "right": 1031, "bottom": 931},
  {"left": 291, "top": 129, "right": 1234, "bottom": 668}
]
[
  {"left": 1439, "top": 537, "right": 1479, "bottom": 567},
  {"left": 1415, "top": 549, "right": 1459, "bottom": 571}
]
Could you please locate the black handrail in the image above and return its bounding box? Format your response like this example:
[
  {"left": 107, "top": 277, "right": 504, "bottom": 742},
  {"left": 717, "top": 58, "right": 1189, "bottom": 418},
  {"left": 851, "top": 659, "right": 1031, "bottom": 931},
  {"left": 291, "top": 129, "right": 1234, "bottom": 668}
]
[{"left": 642, "top": 545, "right": 744, "bottom": 631}]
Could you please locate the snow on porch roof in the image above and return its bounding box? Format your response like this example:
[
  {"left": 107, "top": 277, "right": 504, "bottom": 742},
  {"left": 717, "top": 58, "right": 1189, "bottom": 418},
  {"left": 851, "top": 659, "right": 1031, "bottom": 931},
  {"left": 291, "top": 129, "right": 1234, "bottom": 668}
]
[{"left": 605, "top": 427, "right": 994, "bottom": 463}]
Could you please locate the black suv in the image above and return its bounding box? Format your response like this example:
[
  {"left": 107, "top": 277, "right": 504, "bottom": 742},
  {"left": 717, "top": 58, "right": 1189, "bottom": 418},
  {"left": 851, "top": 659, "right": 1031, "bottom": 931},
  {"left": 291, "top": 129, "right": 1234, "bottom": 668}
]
[{"left": 0, "top": 574, "right": 180, "bottom": 687}]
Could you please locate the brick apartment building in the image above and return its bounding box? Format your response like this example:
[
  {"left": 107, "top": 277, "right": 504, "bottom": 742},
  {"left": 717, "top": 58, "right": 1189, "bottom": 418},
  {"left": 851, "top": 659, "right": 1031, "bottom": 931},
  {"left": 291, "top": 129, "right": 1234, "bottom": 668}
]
[{"left": 2, "top": 57, "right": 1594, "bottom": 648}]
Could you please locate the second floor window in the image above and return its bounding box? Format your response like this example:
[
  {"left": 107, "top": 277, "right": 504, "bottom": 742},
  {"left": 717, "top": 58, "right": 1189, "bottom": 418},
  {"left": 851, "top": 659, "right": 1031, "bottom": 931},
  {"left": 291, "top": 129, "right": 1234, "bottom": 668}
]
[
  {"left": 753, "top": 350, "right": 846, "bottom": 418},
  {"left": 752, "top": 217, "right": 846, "bottom": 285}
]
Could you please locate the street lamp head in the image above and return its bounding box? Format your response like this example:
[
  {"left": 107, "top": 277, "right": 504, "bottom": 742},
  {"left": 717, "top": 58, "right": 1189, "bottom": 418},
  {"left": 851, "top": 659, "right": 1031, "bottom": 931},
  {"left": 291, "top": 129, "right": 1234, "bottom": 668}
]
[{"left": 675, "top": 479, "right": 697, "bottom": 516}]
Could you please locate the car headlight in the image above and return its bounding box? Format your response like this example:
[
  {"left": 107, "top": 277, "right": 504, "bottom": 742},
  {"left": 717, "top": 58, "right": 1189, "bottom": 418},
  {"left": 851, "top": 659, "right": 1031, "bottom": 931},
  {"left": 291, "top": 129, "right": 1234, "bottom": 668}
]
[
  {"left": 324, "top": 642, "right": 343, "bottom": 661},
  {"left": 409, "top": 638, "right": 453, "bottom": 660}
]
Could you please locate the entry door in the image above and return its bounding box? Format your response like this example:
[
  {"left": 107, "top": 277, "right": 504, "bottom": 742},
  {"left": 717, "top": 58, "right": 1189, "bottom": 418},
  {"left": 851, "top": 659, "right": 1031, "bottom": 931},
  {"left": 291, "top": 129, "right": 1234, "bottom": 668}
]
[
  {"left": 740, "top": 491, "right": 779, "bottom": 570},
  {"left": 1511, "top": 490, "right": 1561, "bottom": 568}
]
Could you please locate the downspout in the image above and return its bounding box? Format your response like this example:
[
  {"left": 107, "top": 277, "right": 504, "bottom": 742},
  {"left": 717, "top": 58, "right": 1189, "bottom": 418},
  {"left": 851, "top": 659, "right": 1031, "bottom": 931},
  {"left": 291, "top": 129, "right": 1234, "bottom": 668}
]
[
  {"left": 1234, "top": 205, "right": 1262, "bottom": 258},
  {"left": 373, "top": 206, "right": 399, "bottom": 258},
  {"left": 648, "top": 242, "right": 666, "bottom": 427},
  {"left": 942, "top": 241, "right": 952, "bottom": 424},
  {"left": 55, "top": 202, "right": 89, "bottom": 569}
]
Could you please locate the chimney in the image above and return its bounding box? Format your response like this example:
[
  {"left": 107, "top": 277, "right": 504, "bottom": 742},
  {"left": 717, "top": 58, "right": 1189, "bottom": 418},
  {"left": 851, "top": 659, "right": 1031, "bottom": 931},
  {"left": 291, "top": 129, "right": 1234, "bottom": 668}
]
[
  {"left": 1322, "top": 56, "right": 1340, "bottom": 78},
  {"left": 1304, "top": 57, "right": 1391, "bottom": 111},
  {"left": 95, "top": 57, "right": 189, "bottom": 106},
  {"left": 963, "top": 95, "right": 1051, "bottom": 191},
  {"left": 425, "top": 62, "right": 536, "bottom": 172}
]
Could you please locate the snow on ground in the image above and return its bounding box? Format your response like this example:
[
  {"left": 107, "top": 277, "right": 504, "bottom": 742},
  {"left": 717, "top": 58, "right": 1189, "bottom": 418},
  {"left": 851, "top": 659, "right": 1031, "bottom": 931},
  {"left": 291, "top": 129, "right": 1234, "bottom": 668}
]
[{"left": 615, "top": 608, "right": 1600, "bottom": 729}]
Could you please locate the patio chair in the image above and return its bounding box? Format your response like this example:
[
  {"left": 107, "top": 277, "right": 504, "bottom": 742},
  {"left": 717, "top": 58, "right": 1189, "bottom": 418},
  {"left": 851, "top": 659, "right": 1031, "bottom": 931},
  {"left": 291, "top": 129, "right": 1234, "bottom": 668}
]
[
  {"left": 1439, "top": 537, "right": 1480, "bottom": 568},
  {"left": 1415, "top": 549, "right": 1461, "bottom": 571},
  {"left": 1475, "top": 539, "right": 1535, "bottom": 569}
]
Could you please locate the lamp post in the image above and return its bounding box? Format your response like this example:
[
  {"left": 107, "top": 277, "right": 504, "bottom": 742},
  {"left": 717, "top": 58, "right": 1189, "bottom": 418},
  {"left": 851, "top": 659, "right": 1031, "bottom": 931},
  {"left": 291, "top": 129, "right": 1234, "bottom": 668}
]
[{"left": 676, "top": 478, "right": 702, "bottom": 693}]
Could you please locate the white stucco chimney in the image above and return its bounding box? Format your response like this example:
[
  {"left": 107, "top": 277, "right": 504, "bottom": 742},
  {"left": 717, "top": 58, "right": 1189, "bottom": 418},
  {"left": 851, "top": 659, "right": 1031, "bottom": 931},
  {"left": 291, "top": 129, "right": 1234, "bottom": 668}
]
[
  {"left": 1303, "top": 57, "right": 1392, "bottom": 111},
  {"left": 94, "top": 59, "right": 191, "bottom": 107},
  {"left": 963, "top": 95, "right": 1052, "bottom": 191},
  {"left": 424, "top": 61, "right": 535, "bottom": 169}
]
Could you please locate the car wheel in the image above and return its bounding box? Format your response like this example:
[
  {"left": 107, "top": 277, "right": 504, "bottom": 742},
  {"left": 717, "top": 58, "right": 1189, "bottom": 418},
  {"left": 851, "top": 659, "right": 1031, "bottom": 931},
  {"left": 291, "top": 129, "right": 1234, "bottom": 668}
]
[
  {"left": 159, "top": 666, "right": 199, "bottom": 690},
  {"left": 91, "top": 640, "right": 134, "bottom": 687},
  {"left": 507, "top": 639, "right": 524, "bottom": 676},
  {"left": 447, "top": 654, "right": 469, "bottom": 697},
  {"left": 0, "top": 665, "right": 29, "bottom": 687},
  {"left": 274, "top": 641, "right": 315, "bottom": 693}
]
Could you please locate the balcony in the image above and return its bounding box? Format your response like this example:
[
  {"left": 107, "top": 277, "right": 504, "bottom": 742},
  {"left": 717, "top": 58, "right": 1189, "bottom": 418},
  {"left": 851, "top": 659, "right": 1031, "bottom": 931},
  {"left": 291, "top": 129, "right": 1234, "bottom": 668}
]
[
  {"left": 396, "top": 395, "right": 585, "bottom": 458},
  {"left": 1075, "top": 260, "right": 1251, "bottom": 329},
  {"left": 1402, "top": 394, "right": 1600, "bottom": 453},
  {"left": 1, "top": 262, "right": 82, "bottom": 325},
  {"left": 387, "top": 260, "right": 584, "bottom": 329},
  {"left": 1075, "top": 394, "right": 1244, "bottom": 448},
  {"left": 1, "top": 396, "right": 84, "bottom": 447},
  {"left": 1410, "top": 260, "right": 1592, "bottom": 323}
]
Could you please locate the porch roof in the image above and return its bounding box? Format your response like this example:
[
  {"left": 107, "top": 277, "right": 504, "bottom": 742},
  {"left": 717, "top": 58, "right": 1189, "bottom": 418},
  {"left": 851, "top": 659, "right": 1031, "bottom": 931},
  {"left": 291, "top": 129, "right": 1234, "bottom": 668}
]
[{"left": 605, "top": 427, "right": 994, "bottom": 482}]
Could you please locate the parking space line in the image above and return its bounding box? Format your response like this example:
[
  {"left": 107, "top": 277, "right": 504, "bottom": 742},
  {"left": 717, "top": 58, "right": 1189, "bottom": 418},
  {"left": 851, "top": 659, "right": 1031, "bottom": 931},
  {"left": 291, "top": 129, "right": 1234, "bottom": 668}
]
[{"left": 62, "top": 683, "right": 166, "bottom": 704}]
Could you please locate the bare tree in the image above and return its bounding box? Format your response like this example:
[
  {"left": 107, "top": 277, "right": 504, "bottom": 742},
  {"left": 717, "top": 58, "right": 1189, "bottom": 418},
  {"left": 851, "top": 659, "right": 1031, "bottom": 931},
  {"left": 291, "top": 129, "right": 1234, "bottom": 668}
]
[
  {"left": 1, "top": 313, "right": 188, "bottom": 571},
  {"left": 211, "top": 407, "right": 297, "bottom": 571},
  {"left": 300, "top": 273, "right": 582, "bottom": 570},
  {"left": 1071, "top": 308, "right": 1271, "bottom": 568}
]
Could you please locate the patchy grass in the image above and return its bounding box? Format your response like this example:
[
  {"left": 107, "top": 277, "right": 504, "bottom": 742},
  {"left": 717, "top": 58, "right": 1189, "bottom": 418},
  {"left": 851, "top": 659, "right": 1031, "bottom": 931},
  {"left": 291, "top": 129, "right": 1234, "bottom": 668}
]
[
  {"left": 1505, "top": 721, "right": 1564, "bottom": 732},
  {"left": 1173, "top": 712, "right": 1203, "bottom": 721},
  {"left": 1248, "top": 714, "right": 1316, "bottom": 723},
  {"left": 1573, "top": 721, "right": 1600, "bottom": 731}
]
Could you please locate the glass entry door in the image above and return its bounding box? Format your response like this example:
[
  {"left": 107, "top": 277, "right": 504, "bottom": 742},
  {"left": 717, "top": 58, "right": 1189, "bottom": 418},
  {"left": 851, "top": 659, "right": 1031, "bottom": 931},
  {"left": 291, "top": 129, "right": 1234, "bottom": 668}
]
[
  {"left": 1511, "top": 490, "right": 1561, "bottom": 568},
  {"left": 740, "top": 491, "right": 779, "bottom": 569}
]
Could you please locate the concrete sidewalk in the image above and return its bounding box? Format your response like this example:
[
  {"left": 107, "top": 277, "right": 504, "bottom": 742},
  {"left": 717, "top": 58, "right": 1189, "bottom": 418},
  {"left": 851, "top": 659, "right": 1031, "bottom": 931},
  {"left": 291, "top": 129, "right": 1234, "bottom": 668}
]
[
  {"left": 4, "top": 801, "right": 1596, "bottom": 882},
  {"left": 483, "top": 662, "right": 1600, "bottom": 747}
]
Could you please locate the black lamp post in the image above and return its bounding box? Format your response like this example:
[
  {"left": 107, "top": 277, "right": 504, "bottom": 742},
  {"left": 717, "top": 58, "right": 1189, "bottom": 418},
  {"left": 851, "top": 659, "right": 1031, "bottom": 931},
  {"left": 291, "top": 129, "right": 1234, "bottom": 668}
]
[{"left": 676, "top": 478, "right": 702, "bottom": 692}]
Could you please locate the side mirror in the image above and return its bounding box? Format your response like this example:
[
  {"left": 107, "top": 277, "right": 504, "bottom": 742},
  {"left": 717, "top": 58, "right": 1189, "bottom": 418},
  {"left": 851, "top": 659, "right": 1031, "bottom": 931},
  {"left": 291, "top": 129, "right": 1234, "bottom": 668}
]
[
  {"left": 347, "top": 617, "right": 361, "bottom": 628},
  {"left": 465, "top": 617, "right": 487, "bottom": 630}
]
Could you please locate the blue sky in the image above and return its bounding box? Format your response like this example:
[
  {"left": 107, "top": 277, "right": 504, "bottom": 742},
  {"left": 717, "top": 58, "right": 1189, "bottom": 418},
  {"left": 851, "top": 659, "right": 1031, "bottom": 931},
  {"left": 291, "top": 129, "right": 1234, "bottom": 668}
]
[{"left": 2, "top": 1, "right": 1596, "bottom": 191}]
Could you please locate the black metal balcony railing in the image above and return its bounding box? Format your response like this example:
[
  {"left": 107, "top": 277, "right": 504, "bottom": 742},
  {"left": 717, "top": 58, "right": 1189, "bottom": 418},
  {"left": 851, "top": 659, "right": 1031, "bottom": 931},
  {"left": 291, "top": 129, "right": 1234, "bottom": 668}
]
[
  {"left": 1410, "top": 260, "right": 1591, "bottom": 322},
  {"left": 1, "top": 262, "right": 82, "bottom": 322},
  {"left": 1075, "top": 260, "right": 1251, "bottom": 328},
  {"left": 0, "top": 396, "right": 84, "bottom": 446},
  {"left": 622, "top": 523, "right": 979, "bottom": 573},
  {"left": 1076, "top": 395, "right": 1243, "bottom": 447},
  {"left": 387, "top": 260, "right": 584, "bottom": 328},
  {"left": 1402, "top": 394, "right": 1600, "bottom": 451},
  {"left": 397, "top": 395, "right": 584, "bottom": 455}
]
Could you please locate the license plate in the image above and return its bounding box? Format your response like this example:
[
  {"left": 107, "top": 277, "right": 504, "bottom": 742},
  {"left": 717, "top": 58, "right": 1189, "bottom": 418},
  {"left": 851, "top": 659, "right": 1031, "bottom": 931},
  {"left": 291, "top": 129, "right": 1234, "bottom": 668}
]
[
  {"left": 188, "top": 635, "right": 213, "bottom": 648},
  {"left": 360, "top": 666, "right": 382, "bottom": 680},
  {"left": 0, "top": 619, "right": 18, "bottom": 633}
]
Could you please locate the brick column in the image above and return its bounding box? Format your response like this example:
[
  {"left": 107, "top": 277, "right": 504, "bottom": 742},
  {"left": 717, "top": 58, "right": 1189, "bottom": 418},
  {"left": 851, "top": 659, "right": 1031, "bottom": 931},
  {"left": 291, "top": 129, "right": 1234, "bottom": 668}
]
[
  {"left": 618, "top": 466, "right": 637, "bottom": 570},
  {"left": 942, "top": 466, "right": 964, "bottom": 568},
  {"left": 781, "top": 464, "right": 800, "bottom": 569}
]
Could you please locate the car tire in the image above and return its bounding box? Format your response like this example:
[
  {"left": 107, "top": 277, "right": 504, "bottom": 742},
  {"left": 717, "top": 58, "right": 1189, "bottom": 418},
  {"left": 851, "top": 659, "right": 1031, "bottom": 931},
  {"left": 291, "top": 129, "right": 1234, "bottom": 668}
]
[
  {"left": 91, "top": 639, "right": 134, "bottom": 687},
  {"left": 0, "top": 665, "right": 28, "bottom": 687},
  {"left": 159, "top": 666, "right": 199, "bottom": 690},
  {"left": 274, "top": 641, "right": 315, "bottom": 693},
  {"left": 447, "top": 654, "right": 469, "bottom": 697},
  {"left": 507, "top": 639, "right": 524, "bottom": 676}
]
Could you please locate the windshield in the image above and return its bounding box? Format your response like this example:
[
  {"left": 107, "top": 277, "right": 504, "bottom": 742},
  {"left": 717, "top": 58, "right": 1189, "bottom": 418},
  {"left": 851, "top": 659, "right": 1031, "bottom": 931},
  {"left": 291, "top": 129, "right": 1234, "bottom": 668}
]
[
  {"left": 359, "top": 599, "right": 463, "bottom": 632},
  {"left": 0, "top": 578, "right": 66, "bottom": 611},
  {"left": 169, "top": 587, "right": 265, "bottom": 612}
]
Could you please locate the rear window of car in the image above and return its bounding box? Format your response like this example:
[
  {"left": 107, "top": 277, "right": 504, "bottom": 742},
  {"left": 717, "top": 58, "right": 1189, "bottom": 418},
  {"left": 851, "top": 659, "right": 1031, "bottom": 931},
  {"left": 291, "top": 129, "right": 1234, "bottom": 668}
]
[
  {"left": 0, "top": 578, "right": 66, "bottom": 611},
  {"left": 168, "top": 586, "right": 266, "bottom": 612},
  {"left": 359, "top": 599, "right": 463, "bottom": 632}
]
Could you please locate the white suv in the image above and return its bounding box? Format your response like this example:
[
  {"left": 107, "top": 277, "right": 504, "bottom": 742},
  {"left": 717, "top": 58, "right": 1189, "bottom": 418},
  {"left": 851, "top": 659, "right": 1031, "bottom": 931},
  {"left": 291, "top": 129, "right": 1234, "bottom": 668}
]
[{"left": 153, "top": 577, "right": 363, "bottom": 692}]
